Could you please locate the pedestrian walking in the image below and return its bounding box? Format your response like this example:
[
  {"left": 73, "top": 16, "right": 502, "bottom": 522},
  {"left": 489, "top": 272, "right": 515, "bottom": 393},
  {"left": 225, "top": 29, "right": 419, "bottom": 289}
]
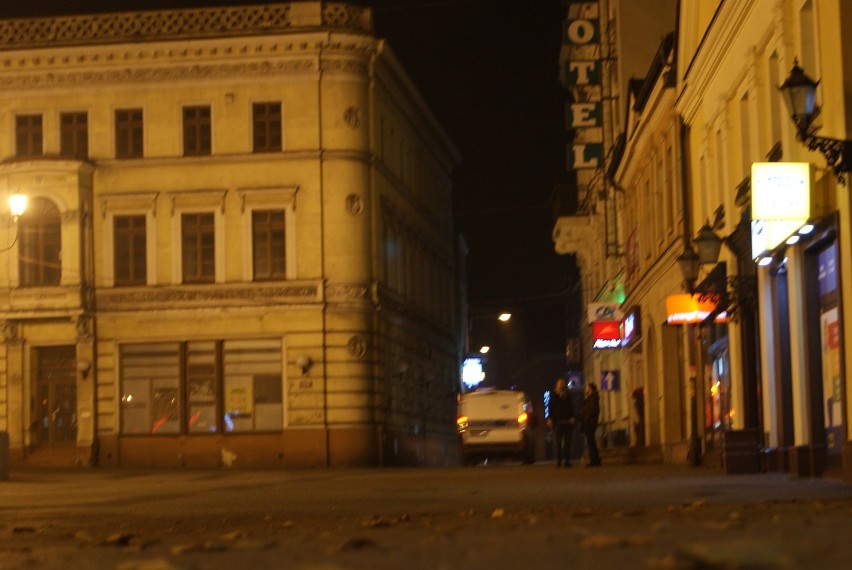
[
  {"left": 547, "top": 377, "right": 576, "bottom": 467},
  {"left": 581, "top": 382, "right": 602, "bottom": 467}
]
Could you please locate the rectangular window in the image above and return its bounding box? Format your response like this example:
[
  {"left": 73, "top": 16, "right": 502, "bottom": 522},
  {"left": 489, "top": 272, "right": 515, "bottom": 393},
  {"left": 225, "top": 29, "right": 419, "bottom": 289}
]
[
  {"left": 183, "top": 105, "right": 212, "bottom": 156},
  {"left": 223, "top": 339, "right": 283, "bottom": 432},
  {"left": 120, "top": 340, "right": 282, "bottom": 435},
  {"left": 187, "top": 341, "right": 219, "bottom": 434},
  {"left": 60, "top": 112, "right": 88, "bottom": 159},
  {"left": 121, "top": 343, "right": 182, "bottom": 435},
  {"left": 115, "top": 108, "right": 143, "bottom": 158},
  {"left": 16, "top": 114, "right": 43, "bottom": 157},
  {"left": 181, "top": 212, "right": 215, "bottom": 283},
  {"left": 19, "top": 198, "right": 61, "bottom": 287},
  {"left": 113, "top": 215, "right": 147, "bottom": 286},
  {"left": 252, "top": 102, "right": 282, "bottom": 152},
  {"left": 252, "top": 209, "right": 286, "bottom": 280}
]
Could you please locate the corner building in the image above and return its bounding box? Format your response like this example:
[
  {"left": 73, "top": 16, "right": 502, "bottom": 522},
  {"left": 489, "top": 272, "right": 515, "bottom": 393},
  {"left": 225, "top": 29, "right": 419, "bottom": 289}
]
[{"left": 0, "top": 2, "right": 462, "bottom": 468}]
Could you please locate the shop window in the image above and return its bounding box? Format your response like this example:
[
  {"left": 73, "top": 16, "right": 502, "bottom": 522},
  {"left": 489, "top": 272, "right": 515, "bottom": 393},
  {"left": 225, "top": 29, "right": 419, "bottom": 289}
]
[
  {"left": 121, "top": 343, "right": 182, "bottom": 435},
  {"left": 115, "top": 108, "right": 143, "bottom": 158},
  {"left": 18, "top": 197, "right": 61, "bottom": 287},
  {"left": 120, "top": 340, "right": 283, "bottom": 435},
  {"left": 252, "top": 102, "right": 282, "bottom": 152},
  {"left": 113, "top": 215, "right": 147, "bottom": 286},
  {"left": 60, "top": 112, "right": 88, "bottom": 159},
  {"left": 223, "top": 339, "right": 283, "bottom": 432},
  {"left": 181, "top": 212, "right": 215, "bottom": 283},
  {"left": 183, "top": 105, "right": 211, "bottom": 156},
  {"left": 16, "top": 114, "right": 43, "bottom": 157},
  {"left": 252, "top": 209, "right": 286, "bottom": 280}
]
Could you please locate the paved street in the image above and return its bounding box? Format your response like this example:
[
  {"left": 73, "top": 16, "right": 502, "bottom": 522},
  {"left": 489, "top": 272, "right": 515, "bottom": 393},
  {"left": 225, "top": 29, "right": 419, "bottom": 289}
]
[{"left": 2, "top": 463, "right": 852, "bottom": 569}]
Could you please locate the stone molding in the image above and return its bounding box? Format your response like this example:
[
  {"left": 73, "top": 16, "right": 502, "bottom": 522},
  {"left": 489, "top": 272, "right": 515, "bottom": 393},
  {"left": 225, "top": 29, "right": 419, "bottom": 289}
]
[
  {"left": 97, "top": 283, "right": 320, "bottom": 310},
  {"left": 325, "top": 283, "right": 371, "bottom": 302}
]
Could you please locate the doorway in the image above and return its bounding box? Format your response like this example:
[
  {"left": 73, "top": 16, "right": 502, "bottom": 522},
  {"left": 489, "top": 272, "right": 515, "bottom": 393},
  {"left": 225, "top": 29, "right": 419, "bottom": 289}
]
[{"left": 33, "top": 346, "right": 77, "bottom": 448}]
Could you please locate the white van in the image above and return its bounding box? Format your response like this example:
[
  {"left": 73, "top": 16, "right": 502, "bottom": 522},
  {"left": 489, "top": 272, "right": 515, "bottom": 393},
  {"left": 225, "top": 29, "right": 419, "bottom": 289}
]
[{"left": 456, "top": 389, "right": 529, "bottom": 464}]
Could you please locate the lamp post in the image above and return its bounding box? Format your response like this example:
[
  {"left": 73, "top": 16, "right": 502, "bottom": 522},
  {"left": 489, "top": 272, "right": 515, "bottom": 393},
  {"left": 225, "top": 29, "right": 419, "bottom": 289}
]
[{"left": 779, "top": 60, "right": 852, "bottom": 185}]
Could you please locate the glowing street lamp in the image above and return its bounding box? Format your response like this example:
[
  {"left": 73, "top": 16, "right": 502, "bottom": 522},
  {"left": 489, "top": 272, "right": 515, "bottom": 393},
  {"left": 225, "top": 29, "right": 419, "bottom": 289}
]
[
  {"left": 498, "top": 313, "right": 512, "bottom": 322},
  {"left": 9, "top": 194, "right": 27, "bottom": 221}
]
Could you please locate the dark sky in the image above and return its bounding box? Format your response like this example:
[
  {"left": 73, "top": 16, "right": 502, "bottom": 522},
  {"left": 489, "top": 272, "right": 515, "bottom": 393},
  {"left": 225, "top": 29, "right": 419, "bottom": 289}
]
[{"left": 2, "top": 0, "right": 576, "bottom": 380}]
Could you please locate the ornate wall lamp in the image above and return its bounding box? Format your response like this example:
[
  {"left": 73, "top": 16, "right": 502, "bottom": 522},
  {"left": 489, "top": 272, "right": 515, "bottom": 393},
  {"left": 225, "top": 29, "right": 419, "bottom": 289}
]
[
  {"left": 1, "top": 193, "right": 28, "bottom": 252},
  {"left": 779, "top": 60, "right": 852, "bottom": 185},
  {"left": 677, "top": 223, "right": 757, "bottom": 321}
]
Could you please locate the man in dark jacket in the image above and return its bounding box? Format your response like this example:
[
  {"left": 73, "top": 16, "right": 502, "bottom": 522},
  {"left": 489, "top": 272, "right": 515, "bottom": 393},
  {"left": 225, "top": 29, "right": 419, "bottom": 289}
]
[
  {"left": 581, "top": 382, "right": 602, "bottom": 467},
  {"left": 547, "top": 377, "right": 576, "bottom": 467}
]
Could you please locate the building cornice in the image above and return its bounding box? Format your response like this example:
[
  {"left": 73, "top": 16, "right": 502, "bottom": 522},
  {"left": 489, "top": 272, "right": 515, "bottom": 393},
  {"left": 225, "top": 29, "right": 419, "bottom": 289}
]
[{"left": 0, "top": 2, "right": 371, "bottom": 51}]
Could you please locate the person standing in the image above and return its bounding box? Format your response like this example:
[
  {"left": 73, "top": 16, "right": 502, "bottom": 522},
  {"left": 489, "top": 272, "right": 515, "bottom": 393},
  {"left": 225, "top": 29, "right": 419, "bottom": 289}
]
[
  {"left": 581, "top": 382, "right": 602, "bottom": 467},
  {"left": 547, "top": 377, "right": 576, "bottom": 467}
]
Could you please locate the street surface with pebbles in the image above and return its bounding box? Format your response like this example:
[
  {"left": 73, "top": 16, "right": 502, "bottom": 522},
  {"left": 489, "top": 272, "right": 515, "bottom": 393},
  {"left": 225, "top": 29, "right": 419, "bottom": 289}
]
[{"left": 2, "top": 463, "right": 852, "bottom": 569}]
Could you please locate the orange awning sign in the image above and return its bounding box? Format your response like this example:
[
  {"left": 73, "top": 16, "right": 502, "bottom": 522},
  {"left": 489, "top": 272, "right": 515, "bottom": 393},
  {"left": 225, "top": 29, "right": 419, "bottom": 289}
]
[{"left": 665, "top": 294, "right": 720, "bottom": 324}]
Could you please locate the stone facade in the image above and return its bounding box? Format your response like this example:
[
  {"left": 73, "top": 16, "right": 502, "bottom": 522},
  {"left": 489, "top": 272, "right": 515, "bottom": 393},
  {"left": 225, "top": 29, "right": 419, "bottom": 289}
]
[{"left": 0, "top": 2, "right": 461, "bottom": 468}]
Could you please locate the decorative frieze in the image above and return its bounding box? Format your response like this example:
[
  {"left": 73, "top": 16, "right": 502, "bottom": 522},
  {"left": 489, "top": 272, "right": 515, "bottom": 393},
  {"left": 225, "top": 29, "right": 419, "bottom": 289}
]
[
  {"left": 97, "top": 283, "right": 320, "bottom": 310},
  {"left": 0, "top": 3, "right": 371, "bottom": 51},
  {"left": 326, "top": 283, "right": 371, "bottom": 301},
  {"left": 1, "top": 60, "right": 318, "bottom": 91}
]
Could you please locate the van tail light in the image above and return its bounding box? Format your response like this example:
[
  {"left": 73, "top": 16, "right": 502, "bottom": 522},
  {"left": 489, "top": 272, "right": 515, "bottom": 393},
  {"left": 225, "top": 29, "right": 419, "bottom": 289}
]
[
  {"left": 517, "top": 412, "right": 528, "bottom": 425},
  {"left": 456, "top": 415, "right": 469, "bottom": 433}
]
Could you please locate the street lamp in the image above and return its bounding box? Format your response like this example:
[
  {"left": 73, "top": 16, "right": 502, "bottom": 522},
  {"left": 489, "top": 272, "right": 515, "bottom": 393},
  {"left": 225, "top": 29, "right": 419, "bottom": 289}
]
[
  {"left": 9, "top": 194, "right": 27, "bottom": 221},
  {"left": 779, "top": 60, "right": 852, "bottom": 184},
  {"left": 2, "top": 193, "right": 27, "bottom": 252}
]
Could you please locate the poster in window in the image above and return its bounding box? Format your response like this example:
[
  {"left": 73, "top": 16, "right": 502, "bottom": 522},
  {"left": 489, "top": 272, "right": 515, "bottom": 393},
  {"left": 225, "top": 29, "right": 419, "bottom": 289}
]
[
  {"left": 821, "top": 307, "right": 842, "bottom": 453},
  {"left": 225, "top": 376, "right": 253, "bottom": 432}
]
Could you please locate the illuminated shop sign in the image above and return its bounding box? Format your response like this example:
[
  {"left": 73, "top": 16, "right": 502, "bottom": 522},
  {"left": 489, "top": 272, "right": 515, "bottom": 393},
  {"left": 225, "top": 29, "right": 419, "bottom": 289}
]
[
  {"left": 751, "top": 162, "right": 812, "bottom": 259},
  {"left": 592, "top": 320, "right": 621, "bottom": 349},
  {"left": 587, "top": 302, "right": 623, "bottom": 323},
  {"left": 665, "top": 294, "right": 724, "bottom": 325},
  {"left": 462, "top": 356, "right": 484, "bottom": 389},
  {"left": 621, "top": 307, "right": 641, "bottom": 346}
]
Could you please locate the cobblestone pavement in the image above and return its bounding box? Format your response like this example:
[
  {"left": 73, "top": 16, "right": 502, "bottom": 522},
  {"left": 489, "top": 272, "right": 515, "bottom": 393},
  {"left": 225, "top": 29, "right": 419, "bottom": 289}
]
[{"left": 2, "top": 462, "right": 852, "bottom": 569}]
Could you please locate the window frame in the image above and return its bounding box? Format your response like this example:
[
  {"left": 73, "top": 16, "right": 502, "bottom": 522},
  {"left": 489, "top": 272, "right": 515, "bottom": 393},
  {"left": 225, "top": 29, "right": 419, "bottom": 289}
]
[
  {"left": 251, "top": 209, "right": 287, "bottom": 281},
  {"left": 15, "top": 113, "right": 44, "bottom": 158},
  {"left": 182, "top": 104, "right": 212, "bottom": 157},
  {"left": 17, "top": 197, "right": 62, "bottom": 287},
  {"left": 59, "top": 111, "right": 89, "bottom": 160},
  {"left": 113, "top": 214, "right": 148, "bottom": 287},
  {"left": 238, "top": 187, "right": 297, "bottom": 281},
  {"left": 180, "top": 211, "right": 216, "bottom": 285},
  {"left": 115, "top": 107, "right": 144, "bottom": 159},
  {"left": 101, "top": 192, "right": 158, "bottom": 287},
  {"left": 252, "top": 101, "right": 282, "bottom": 153}
]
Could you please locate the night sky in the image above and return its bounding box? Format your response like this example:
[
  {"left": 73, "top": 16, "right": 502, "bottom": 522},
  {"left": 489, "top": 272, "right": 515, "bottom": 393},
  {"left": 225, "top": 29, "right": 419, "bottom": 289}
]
[{"left": 1, "top": 0, "right": 576, "bottom": 386}]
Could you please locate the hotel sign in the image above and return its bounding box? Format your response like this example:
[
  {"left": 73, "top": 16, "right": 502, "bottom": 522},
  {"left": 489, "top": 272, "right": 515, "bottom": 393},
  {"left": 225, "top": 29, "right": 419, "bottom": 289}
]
[{"left": 563, "top": 2, "right": 602, "bottom": 171}]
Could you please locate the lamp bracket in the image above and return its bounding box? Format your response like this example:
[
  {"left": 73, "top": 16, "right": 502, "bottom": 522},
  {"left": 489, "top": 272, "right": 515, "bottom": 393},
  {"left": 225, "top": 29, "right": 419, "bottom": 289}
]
[
  {"left": 693, "top": 263, "right": 757, "bottom": 322},
  {"left": 797, "top": 127, "right": 852, "bottom": 185}
]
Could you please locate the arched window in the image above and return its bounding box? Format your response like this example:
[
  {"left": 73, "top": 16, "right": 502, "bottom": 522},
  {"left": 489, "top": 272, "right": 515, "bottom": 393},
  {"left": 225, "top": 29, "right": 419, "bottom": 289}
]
[{"left": 19, "top": 197, "right": 61, "bottom": 286}]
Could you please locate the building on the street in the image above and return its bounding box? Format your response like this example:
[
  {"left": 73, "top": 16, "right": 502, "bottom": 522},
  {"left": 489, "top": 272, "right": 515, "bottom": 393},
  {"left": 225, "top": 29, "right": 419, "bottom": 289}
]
[
  {"left": 677, "top": 0, "right": 852, "bottom": 480},
  {"left": 552, "top": 0, "right": 678, "bottom": 453},
  {"left": 606, "top": 33, "right": 692, "bottom": 462},
  {"left": 0, "top": 1, "right": 462, "bottom": 469}
]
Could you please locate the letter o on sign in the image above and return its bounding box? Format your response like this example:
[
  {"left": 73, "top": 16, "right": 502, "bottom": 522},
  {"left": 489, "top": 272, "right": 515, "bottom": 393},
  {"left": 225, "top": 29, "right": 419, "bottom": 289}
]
[{"left": 567, "top": 20, "right": 596, "bottom": 44}]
